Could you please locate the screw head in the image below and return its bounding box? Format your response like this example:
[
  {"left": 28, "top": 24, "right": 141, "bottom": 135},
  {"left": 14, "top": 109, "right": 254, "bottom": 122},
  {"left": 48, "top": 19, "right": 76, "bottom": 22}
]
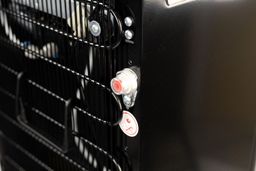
[
  {"left": 124, "top": 30, "right": 134, "bottom": 40},
  {"left": 128, "top": 60, "right": 133, "bottom": 65},
  {"left": 91, "top": 24, "right": 99, "bottom": 33},
  {"left": 124, "top": 17, "right": 133, "bottom": 27},
  {"left": 89, "top": 20, "right": 101, "bottom": 37}
]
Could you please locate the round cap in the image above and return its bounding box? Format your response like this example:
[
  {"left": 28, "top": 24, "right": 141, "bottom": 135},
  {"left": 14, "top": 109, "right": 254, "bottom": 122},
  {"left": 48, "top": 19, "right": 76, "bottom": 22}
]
[{"left": 111, "top": 78, "right": 123, "bottom": 95}]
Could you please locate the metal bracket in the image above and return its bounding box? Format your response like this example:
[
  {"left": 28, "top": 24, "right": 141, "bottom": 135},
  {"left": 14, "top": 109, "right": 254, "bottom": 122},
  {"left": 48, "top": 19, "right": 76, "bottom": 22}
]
[{"left": 122, "top": 91, "right": 137, "bottom": 110}]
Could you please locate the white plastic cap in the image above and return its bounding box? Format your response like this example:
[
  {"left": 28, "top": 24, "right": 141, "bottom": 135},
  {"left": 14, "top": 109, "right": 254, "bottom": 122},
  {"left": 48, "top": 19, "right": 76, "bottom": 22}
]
[{"left": 110, "top": 68, "right": 138, "bottom": 95}]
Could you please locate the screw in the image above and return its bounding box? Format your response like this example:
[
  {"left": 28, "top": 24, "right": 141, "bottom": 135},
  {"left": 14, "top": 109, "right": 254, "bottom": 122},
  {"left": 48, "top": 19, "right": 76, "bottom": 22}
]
[
  {"left": 128, "top": 60, "right": 133, "bottom": 65},
  {"left": 91, "top": 24, "right": 99, "bottom": 33},
  {"left": 124, "top": 17, "right": 133, "bottom": 27},
  {"left": 89, "top": 20, "right": 101, "bottom": 37},
  {"left": 124, "top": 30, "right": 134, "bottom": 40}
]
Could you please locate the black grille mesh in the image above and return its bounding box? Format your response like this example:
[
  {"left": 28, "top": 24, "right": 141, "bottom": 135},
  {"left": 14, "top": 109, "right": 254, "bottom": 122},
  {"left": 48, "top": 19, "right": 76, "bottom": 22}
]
[{"left": 0, "top": 0, "right": 130, "bottom": 170}]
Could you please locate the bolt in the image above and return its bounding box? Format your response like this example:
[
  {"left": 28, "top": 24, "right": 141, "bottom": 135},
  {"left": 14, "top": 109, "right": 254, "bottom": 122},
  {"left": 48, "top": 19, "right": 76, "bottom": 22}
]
[
  {"left": 124, "top": 17, "right": 133, "bottom": 27},
  {"left": 124, "top": 30, "right": 134, "bottom": 40},
  {"left": 128, "top": 60, "right": 133, "bottom": 65},
  {"left": 89, "top": 20, "right": 101, "bottom": 37},
  {"left": 91, "top": 24, "right": 99, "bottom": 33}
]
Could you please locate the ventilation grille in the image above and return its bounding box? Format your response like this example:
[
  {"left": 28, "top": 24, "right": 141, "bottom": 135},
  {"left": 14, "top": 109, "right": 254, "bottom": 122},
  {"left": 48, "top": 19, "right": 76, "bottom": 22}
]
[{"left": 0, "top": 0, "right": 130, "bottom": 170}]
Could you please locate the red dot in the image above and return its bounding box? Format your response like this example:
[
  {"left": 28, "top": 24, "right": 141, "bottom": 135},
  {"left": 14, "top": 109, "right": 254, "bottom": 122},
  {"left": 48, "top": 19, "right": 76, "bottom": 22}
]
[
  {"left": 126, "top": 118, "right": 131, "bottom": 123},
  {"left": 112, "top": 79, "right": 122, "bottom": 93}
]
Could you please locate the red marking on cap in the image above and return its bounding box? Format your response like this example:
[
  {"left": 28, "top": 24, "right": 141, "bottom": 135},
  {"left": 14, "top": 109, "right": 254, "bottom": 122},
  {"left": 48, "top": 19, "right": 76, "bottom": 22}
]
[{"left": 112, "top": 79, "right": 122, "bottom": 93}]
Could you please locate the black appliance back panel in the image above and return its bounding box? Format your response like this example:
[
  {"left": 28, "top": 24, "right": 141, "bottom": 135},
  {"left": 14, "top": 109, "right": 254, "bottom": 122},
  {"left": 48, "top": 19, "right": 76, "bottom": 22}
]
[
  {"left": 0, "top": 0, "right": 141, "bottom": 170},
  {"left": 1, "top": 0, "right": 256, "bottom": 171}
]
